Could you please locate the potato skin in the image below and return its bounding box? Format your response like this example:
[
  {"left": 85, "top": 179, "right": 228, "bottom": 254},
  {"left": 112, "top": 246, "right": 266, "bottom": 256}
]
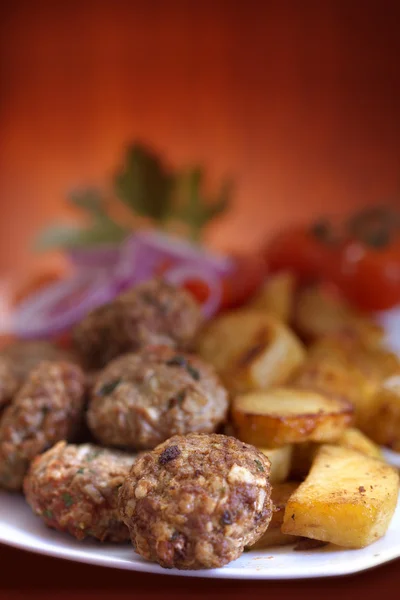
[
  {"left": 198, "top": 310, "right": 305, "bottom": 394},
  {"left": 118, "top": 433, "right": 273, "bottom": 569},
  {"left": 282, "top": 444, "right": 399, "bottom": 548},
  {"left": 232, "top": 388, "right": 353, "bottom": 448},
  {"left": 0, "top": 361, "right": 85, "bottom": 490},
  {"left": 249, "top": 272, "right": 295, "bottom": 323}
]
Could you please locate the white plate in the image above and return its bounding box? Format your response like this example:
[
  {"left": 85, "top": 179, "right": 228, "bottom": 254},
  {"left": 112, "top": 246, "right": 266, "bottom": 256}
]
[
  {"left": 1, "top": 309, "right": 400, "bottom": 579},
  {"left": 0, "top": 447, "right": 398, "bottom": 579}
]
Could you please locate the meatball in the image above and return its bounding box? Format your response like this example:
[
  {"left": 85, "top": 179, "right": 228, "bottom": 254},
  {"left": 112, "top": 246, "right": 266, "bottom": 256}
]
[
  {"left": 24, "top": 441, "right": 135, "bottom": 542},
  {"left": 0, "top": 356, "right": 19, "bottom": 411},
  {"left": 0, "top": 361, "right": 85, "bottom": 490},
  {"left": 73, "top": 279, "right": 202, "bottom": 369},
  {"left": 0, "top": 341, "right": 77, "bottom": 411},
  {"left": 118, "top": 433, "right": 273, "bottom": 569},
  {"left": 88, "top": 347, "right": 228, "bottom": 450}
]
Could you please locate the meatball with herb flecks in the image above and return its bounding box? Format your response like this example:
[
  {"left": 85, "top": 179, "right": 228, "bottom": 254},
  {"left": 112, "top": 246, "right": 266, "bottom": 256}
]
[
  {"left": 88, "top": 346, "right": 228, "bottom": 450},
  {"left": 73, "top": 278, "right": 202, "bottom": 369},
  {"left": 0, "top": 341, "right": 77, "bottom": 411},
  {"left": 118, "top": 433, "right": 273, "bottom": 569},
  {"left": 24, "top": 441, "right": 135, "bottom": 542},
  {"left": 0, "top": 361, "right": 85, "bottom": 490}
]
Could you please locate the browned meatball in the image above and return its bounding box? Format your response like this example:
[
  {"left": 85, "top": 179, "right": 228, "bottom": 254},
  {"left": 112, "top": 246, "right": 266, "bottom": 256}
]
[
  {"left": 0, "top": 341, "right": 76, "bottom": 411},
  {"left": 73, "top": 279, "right": 202, "bottom": 369},
  {"left": 88, "top": 347, "right": 228, "bottom": 450},
  {"left": 24, "top": 441, "right": 135, "bottom": 542},
  {"left": 118, "top": 433, "right": 273, "bottom": 569},
  {"left": 0, "top": 361, "right": 85, "bottom": 490},
  {"left": 0, "top": 357, "right": 19, "bottom": 411}
]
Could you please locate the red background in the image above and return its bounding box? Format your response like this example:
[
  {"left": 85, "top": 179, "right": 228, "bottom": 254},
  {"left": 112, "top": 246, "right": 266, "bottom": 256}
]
[{"left": 1, "top": 0, "right": 400, "bottom": 279}]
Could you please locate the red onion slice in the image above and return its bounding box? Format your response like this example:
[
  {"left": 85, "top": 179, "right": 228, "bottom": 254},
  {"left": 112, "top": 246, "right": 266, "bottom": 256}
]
[
  {"left": 67, "top": 244, "right": 122, "bottom": 270},
  {"left": 117, "top": 231, "right": 234, "bottom": 284},
  {"left": 164, "top": 264, "right": 223, "bottom": 319},
  {"left": 11, "top": 272, "right": 116, "bottom": 339}
]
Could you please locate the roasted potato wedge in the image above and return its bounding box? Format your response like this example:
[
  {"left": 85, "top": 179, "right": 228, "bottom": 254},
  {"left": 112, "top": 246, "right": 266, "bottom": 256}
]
[
  {"left": 365, "top": 377, "right": 400, "bottom": 451},
  {"left": 337, "top": 427, "right": 382, "bottom": 459},
  {"left": 249, "top": 482, "right": 299, "bottom": 549},
  {"left": 291, "top": 428, "right": 382, "bottom": 480},
  {"left": 249, "top": 272, "right": 295, "bottom": 323},
  {"left": 306, "top": 336, "right": 400, "bottom": 429},
  {"left": 197, "top": 310, "right": 305, "bottom": 394},
  {"left": 232, "top": 388, "right": 353, "bottom": 447},
  {"left": 259, "top": 445, "right": 293, "bottom": 483},
  {"left": 282, "top": 445, "right": 399, "bottom": 548},
  {"left": 293, "top": 285, "right": 384, "bottom": 346},
  {"left": 290, "top": 352, "right": 375, "bottom": 428}
]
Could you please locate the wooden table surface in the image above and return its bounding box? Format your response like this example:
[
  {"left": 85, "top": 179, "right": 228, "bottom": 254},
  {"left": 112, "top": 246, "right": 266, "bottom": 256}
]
[{"left": 0, "top": 544, "right": 397, "bottom": 600}]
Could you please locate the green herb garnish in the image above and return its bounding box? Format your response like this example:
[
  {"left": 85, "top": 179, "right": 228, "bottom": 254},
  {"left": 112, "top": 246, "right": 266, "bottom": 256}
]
[
  {"left": 254, "top": 459, "right": 264, "bottom": 472},
  {"left": 44, "top": 509, "right": 53, "bottom": 519},
  {"left": 62, "top": 493, "right": 74, "bottom": 508},
  {"left": 98, "top": 378, "right": 122, "bottom": 397},
  {"left": 76, "top": 468, "right": 85, "bottom": 475}
]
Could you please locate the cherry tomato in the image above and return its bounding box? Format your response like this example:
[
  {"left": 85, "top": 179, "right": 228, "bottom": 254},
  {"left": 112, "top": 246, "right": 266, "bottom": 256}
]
[
  {"left": 221, "top": 253, "right": 267, "bottom": 309},
  {"left": 266, "top": 225, "right": 335, "bottom": 282},
  {"left": 334, "top": 238, "right": 400, "bottom": 311},
  {"left": 183, "top": 253, "right": 267, "bottom": 312}
]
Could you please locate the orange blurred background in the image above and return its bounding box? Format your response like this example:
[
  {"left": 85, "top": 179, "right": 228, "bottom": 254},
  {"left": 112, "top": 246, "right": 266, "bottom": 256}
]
[{"left": 1, "top": 0, "right": 400, "bottom": 282}]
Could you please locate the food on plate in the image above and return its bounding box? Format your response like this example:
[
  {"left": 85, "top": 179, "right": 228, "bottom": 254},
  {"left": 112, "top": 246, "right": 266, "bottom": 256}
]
[
  {"left": 24, "top": 441, "right": 134, "bottom": 542},
  {"left": 0, "top": 340, "right": 77, "bottom": 380},
  {"left": 290, "top": 347, "right": 376, "bottom": 429},
  {"left": 265, "top": 206, "right": 400, "bottom": 312},
  {"left": 336, "top": 427, "right": 383, "bottom": 459},
  {"left": 305, "top": 335, "right": 400, "bottom": 430},
  {"left": 282, "top": 444, "right": 399, "bottom": 548},
  {"left": 365, "top": 377, "right": 400, "bottom": 451},
  {"left": 0, "top": 361, "right": 85, "bottom": 490},
  {"left": 74, "top": 278, "right": 202, "bottom": 369},
  {"left": 118, "top": 433, "right": 273, "bottom": 569},
  {"left": 292, "top": 285, "right": 384, "bottom": 346},
  {"left": 197, "top": 310, "right": 305, "bottom": 394},
  {"left": 232, "top": 388, "right": 353, "bottom": 448},
  {"left": 0, "top": 357, "right": 19, "bottom": 410},
  {"left": 0, "top": 340, "right": 77, "bottom": 410},
  {"left": 290, "top": 428, "right": 382, "bottom": 479},
  {"left": 258, "top": 445, "right": 293, "bottom": 483},
  {"left": 248, "top": 271, "right": 295, "bottom": 323},
  {"left": 248, "top": 482, "right": 299, "bottom": 548},
  {"left": 88, "top": 346, "right": 228, "bottom": 450}
]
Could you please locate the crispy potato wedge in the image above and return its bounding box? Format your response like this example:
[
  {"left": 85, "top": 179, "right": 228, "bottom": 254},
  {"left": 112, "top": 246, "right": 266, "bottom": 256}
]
[
  {"left": 291, "top": 428, "right": 382, "bottom": 480},
  {"left": 293, "top": 286, "right": 384, "bottom": 346},
  {"left": 249, "top": 272, "right": 295, "bottom": 323},
  {"left": 259, "top": 445, "right": 293, "bottom": 483},
  {"left": 291, "top": 352, "right": 375, "bottom": 428},
  {"left": 197, "top": 310, "right": 306, "bottom": 394},
  {"left": 365, "top": 377, "right": 400, "bottom": 451},
  {"left": 337, "top": 427, "right": 382, "bottom": 459},
  {"left": 249, "top": 482, "right": 299, "bottom": 549},
  {"left": 282, "top": 445, "right": 399, "bottom": 548},
  {"left": 306, "top": 336, "right": 400, "bottom": 430},
  {"left": 232, "top": 388, "right": 353, "bottom": 448}
]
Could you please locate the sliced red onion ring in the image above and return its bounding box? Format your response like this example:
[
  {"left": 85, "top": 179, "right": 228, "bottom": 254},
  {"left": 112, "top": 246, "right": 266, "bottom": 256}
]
[
  {"left": 11, "top": 272, "right": 116, "bottom": 339},
  {"left": 67, "top": 244, "right": 122, "bottom": 270},
  {"left": 117, "top": 231, "right": 234, "bottom": 284},
  {"left": 163, "top": 264, "right": 223, "bottom": 319}
]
